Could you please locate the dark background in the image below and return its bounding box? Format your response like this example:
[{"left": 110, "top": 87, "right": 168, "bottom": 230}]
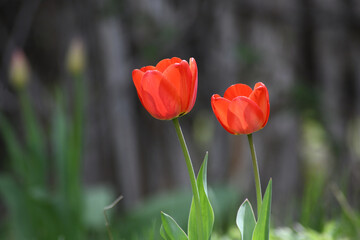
[{"left": 1, "top": 0, "right": 360, "bottom": 227}]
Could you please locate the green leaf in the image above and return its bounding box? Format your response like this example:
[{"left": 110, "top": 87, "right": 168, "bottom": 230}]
[
  {"left": 0, "top": 174, "right": 32, "bottom": 239},
  {"left": 236, "top": 199, "right": 256, "bottom": 240},
  {"left": 160, "top": 212, "right": 188, "bottom": 240},
  {"left": 19, "top": 92, "right": 47, "bottom": 187},
  {"left": 0, "top": 114, "right": 26, "bottom": 178},
  {"left": 160, "top": 224, "right": 169, "bottom": 240},
  {"left": 0, "top": 174, "right": 66, "bottom": 239},
  {"left": 188, "top": 152, "right": 214, "bottom": 240},
  {"left": 252, "top": 179, "right": 272, "bottom": 240}
]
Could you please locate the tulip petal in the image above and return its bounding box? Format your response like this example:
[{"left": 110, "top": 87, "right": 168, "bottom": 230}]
[
  {"left": 211, "top": 94, "right": 235, "bottom": 134},
  {"left": 141, "top": 70, "right": 181, "bottom": 120},
  {"left": 186, "top": 57, "right": 198, "bottom": 113},
  {"left": 156, "top": 57, "right": 182, "bottom": 73},
  {"left": 224, "top": 84, "right": 253, "bottom": 101},
  {"left": 249, "top": 82, "right": 269, "bottom": 127},
  {"left": 163, "top": 60, "right": 192, "bottom": 113},
  {"left": 133, "top": 66, "right": 157, "bottom": 95},
  {"left": 132, "top": 69, "right": 145, "bottom": 94},
  {"left": 140, "top": 66, "right": 157, "bottom": 72},
  {"left": 227, "top": 96, "right": 264, "bottom": 134}
]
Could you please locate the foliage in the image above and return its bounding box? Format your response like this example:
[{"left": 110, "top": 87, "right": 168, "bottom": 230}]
[
  {"left": 0, "top": 75, "right": 112, "bottom": 239},
  {"left": 212, "top": 216, "right": 360, "bottom": 240},
  {"left": 236, "top": 180, "right": 272, "bottom": 240},
  {"left": 115, "top": 185, "right": 240, "bottom": 240},
  {"left": 300, "top": 118, "right": 331, "bottom": 230}
]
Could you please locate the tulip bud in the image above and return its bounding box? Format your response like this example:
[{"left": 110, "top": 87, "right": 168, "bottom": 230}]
[
  {"left": 9, "top": 49, "right": 30, "bottom": 89},
  {"left": 66, "top": 37, "right": 85, "bottom": 75}
]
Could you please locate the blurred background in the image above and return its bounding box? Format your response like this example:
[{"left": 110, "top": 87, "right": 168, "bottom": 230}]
[{"left": 0, "top": 0, "right": 360, "bottom": 239}]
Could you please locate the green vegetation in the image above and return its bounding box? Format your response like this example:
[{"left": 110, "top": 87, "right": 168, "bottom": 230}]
[{"left": 0, "top": 75, "right": 113, "bottom": 239}]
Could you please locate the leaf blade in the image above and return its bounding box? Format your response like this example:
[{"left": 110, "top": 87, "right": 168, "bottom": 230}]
[
  {"left": 236, "top": 199, "right": 256, "bottom": 240},
  {"left": 160, "top": 212, "right": 188, "bottom": 240},
  {"left": 252, "top": 179, "right": 272, "bottom": 240},
  {"left": 188, "top": 152, "right": 214, "bottom": 240}
]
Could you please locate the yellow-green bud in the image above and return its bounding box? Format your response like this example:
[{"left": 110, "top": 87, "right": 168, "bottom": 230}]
[
  {"left": 9, "top": 49, "right": 29, "bottom": 89},
  {"left": 66, "top": 37, "right": 86, "bottom": 75}
]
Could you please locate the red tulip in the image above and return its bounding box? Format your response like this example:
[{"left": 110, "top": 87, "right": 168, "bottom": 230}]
[
  {"left": 132, "top": 57, "right": 198, "bottom": 120},
  {"left": 211, "top": 82, "right": 269, "bottom": 135}
]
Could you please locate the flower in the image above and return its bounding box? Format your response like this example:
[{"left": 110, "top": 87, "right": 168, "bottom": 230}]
[
  {"left": 132, "top": 57, "right": 198, "bottom": 120},
  {"left": 211, "top": 82, "right": 269, "bottom": 135}
]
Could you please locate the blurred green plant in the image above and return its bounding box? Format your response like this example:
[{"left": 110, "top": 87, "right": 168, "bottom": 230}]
[
  {"left": 300, "top": 118, "right": 332, "bottom": 231},
  {"left": 0, "top": 45, "right": 113, "bottom": 239},
  {"left": 212, "top": 215, "right": 360, "bottom": 240},
  {"left": 0, "top": 71, "right": 86, "bottom": 239},
  {"left": 332, "top": 185, "right": 360, "bottom": 239},
  {"left": 113, "top": 185, "right": 240, "bottom": 240}
]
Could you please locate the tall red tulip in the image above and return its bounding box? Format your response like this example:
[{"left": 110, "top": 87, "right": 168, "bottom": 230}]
[
  {"left": 132, "top": 57, "right": 198, "bottom": 120},
  {"left": 211, "top": 82, "right": 269, "bottom": 135}
]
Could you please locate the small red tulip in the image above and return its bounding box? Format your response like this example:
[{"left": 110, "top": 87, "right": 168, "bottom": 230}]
[
  {"left": 132, "top": 57, "right": 198, "bottom": 120},
  {"left": 211, "top": 82, "right": 270, "bottom": 135}
]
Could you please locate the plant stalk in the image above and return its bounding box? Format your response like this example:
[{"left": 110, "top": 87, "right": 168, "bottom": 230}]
[
  {"left": 104, "top": 195, "right": 123, "bottom": 240},
  {"left": 172, "top": 118, "right": 203, "bottom": 239},
  {"left": 247, "top": 133, "right": 262, "bottom": 218}
]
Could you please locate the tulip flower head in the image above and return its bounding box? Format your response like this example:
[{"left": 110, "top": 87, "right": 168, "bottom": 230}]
[
  {"left": 211, "top": 82, "right": 269, "bottom": 135},
  {"left": 132, "top": 57, "right": 198, "bottom": 120}
]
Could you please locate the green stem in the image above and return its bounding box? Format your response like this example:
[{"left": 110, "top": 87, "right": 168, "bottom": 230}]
[
  {"left": 104, "top": 195, "right": 123, "bottom": 240},
  {"left": 172, "top": 118, "right": 203, "bottom": 239},
  {"left": 247, "top": 134, "right": 262, "bottom": 218}
]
